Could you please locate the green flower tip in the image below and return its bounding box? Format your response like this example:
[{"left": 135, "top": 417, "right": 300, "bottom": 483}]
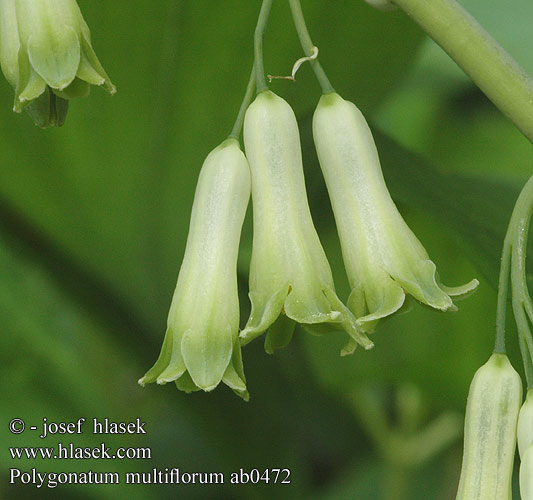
[
  {"left": 0, "top": 0, "right": 115, "bottom": 127},
  {"left": 313, "top": 92, "right": 478, "bottom": 333},
  {"left": 240, "top": 90, "right": 373, "bottom": 356},
  {"left": 139, "top": 139, "right": 251, "bottom": 401}
]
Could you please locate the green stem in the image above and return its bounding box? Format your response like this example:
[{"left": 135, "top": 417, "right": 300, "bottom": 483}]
[
  {"left": 392, "top": 0, "right": 533, "bottom": 143},
  {"left": 229, "top": 66, "right": 256, "bottom": 140},
  {"left": 515, "top": 305, "right": 533, "bottom": 388},
  {"left": 494, "top": 230, "right": 512, "bottom": 354},
  {"left": 510, "top": 175, "right": 533, "bottom": 387},
  {"left": 288, "top": 0, "right": 335, "bottom": 94},
  {"left": 254, "top": 0, "right": 274, "bottom": 93}
]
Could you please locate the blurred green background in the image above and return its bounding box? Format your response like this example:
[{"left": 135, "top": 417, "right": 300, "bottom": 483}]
[{"left": 1, "top": 0, "right": 531, "bottom": 499}]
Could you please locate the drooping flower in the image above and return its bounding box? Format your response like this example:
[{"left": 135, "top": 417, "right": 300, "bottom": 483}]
[
  {"left": 312, "top": 92, "right": 478, "bottom": 332},
  {"left": 240, "top": 90, "right": 372, "bottom": 356},
  {"left": 139, "top": 139, "right": 251, "bottom": 400},
  {"left": 455, "top": 353, "right": 522, "bottom": 500},
  {"left": 0, "top": 0, "right": 115, "bottom": 126}
]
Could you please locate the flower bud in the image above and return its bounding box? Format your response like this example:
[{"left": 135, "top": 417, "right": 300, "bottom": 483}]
[
  {"left": 139, "top": 139, "right": 251, "bottom": 400},
  {"left": 0, "top": 0, "right": 115, "bottom": 126},
  {"left": 241, "top": 90, "right": 372, "bottom": 355},
  {"left": 312, "top": 93, "right": 478, "bottom": 332},
  {"left": 455, "top": 353, "right": 522, "bottom": 500}
]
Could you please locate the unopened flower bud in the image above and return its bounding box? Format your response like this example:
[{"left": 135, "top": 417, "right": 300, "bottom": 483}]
[{"left": 455, "top": 353, "right": 522, "bottom": 500}]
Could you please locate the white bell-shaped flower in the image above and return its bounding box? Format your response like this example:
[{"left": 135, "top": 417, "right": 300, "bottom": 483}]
[
  {"left": 313, "top": 93, "right": 478, "bottom": 332},
  {"left": 139, "top": 139, "right": 251, "bottom": 400}
]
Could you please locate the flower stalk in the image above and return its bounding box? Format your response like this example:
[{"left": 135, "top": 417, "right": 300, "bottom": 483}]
[
  {"left": 229, "top": 66, "right": 256, "bottom": 141},
  {"left": 254, "top": 0, "right": 273, "bottom": 93},
  {"left": 497, "top": 174, "right": 533, "bottom": 387},
  {"left": 288, "top": 0, "right": 334, "bottom": 94},
  {"left": 508, "top": 176, "right": 533, "bottom": 499},
  {"left": 509, "top": 175, "right": 533, "bottom": 387}
]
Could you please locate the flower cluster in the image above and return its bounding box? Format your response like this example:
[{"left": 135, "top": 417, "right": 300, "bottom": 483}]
[
  {"left": 139, "top": 89, "right": 478, "bottom": 398},
  {"left": 0, "top": 0, "right": 115, "bottom": 127},
  {"left": 0, "top": 0, "right": 478, "bottom": 401}
]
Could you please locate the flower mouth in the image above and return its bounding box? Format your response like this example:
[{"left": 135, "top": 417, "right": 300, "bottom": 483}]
[
  {"left": 240, "top": 281, "right": 374, "bottom": 355},
  {"left": 348, "top": 262, "right": 480, "bottom": 333}
]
